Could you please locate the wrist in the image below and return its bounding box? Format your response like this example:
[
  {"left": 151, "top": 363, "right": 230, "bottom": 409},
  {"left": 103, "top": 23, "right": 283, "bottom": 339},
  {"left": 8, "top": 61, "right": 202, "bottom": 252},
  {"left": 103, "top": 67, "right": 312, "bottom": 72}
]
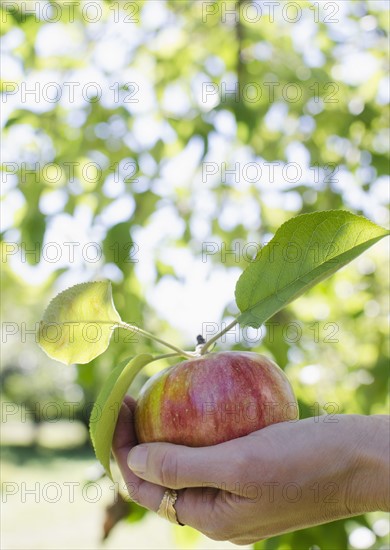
[{"left": 344, "top": 415, "right": 390, "bottom": 514}]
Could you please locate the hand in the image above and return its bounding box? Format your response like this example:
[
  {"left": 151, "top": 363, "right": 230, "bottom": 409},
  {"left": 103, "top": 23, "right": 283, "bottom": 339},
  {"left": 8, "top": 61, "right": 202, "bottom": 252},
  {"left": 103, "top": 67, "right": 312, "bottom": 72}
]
[{"left": 113, "top": 398, "right": 389, "bottom": 545}]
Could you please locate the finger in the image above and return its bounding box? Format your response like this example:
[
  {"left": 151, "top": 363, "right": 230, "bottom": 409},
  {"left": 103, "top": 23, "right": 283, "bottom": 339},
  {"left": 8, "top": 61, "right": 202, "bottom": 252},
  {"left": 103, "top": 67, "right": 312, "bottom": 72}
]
[
  {"left": 120, "top": 462, "right": 218, "bottom": 531},
  {"left": 120, "top": 465, "right": 220, "bottom": 531},
  {"left": 126, "top": 439, "right": 247, "bottom": 493},
  {"left": 112, "top": 401, "right": 217, "bottom": 530},
  {"left": 112, "top": 398, "right": 167, "bottom": 508},
  {"left": 112, "top": 395, "right": 137, "bottom": 451}
]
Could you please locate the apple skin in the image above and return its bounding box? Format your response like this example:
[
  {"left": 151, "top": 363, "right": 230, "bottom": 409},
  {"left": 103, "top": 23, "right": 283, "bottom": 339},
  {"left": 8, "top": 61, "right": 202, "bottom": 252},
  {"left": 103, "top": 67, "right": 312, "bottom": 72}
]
[{"left": 135, "top": 351, "right": 299, "bottom": 447}]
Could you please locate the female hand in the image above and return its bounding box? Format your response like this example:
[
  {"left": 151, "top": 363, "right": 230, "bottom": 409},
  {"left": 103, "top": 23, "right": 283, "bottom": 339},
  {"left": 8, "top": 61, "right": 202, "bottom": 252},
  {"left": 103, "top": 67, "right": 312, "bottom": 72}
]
[{"left": 113, "top": 397, "right": 389, "bottom": 545}]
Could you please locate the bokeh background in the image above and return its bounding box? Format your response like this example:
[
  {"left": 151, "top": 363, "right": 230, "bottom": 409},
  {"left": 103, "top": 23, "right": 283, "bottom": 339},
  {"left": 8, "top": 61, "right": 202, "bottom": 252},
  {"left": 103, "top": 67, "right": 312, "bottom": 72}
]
[{"left": 1, "top": 1, "right": 389, "bottom": 549}]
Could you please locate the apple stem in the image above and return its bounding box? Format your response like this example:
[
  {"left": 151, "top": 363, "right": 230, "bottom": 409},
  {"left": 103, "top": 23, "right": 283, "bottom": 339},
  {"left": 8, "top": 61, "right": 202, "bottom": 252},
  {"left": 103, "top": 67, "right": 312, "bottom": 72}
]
[
  {"left": 116, "top": 321, "right": 197, "bottom": 359},
  {"left": 199, "top": 319, "right": 239, "bottom": 355}
]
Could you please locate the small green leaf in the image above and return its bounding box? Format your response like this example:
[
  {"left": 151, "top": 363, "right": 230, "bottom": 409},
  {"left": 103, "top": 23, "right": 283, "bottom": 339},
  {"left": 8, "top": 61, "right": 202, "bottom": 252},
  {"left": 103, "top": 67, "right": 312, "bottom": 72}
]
[
  {"left": 235, "top": 211, "right": 389, "bottom": 328},
  {"left": 89, "top": 353, "right": 154, "bottom": 479},
  {"left": 37, "top": 281, "right": 122, "bottom": 365}
]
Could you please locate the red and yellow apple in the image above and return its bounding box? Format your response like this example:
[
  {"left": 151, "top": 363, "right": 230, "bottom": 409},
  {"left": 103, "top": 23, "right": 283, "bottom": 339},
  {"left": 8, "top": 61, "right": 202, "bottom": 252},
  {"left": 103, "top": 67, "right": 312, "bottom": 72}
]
[{"left": 135, "top": 351, "right": 299, "bottom": 447}]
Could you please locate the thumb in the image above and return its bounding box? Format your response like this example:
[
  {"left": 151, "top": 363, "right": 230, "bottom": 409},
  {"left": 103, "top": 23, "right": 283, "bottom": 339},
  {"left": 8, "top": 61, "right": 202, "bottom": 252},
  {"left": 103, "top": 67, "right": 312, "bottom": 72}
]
[{"left": 127, "top": 440, "right": 247, "bottom": 492}]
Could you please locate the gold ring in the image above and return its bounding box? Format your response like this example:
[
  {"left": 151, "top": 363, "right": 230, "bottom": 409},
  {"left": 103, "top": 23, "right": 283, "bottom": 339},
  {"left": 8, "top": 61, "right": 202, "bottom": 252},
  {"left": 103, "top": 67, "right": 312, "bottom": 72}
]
[{"left": 157, "top": 489, "right": 184, "bottom": 526}]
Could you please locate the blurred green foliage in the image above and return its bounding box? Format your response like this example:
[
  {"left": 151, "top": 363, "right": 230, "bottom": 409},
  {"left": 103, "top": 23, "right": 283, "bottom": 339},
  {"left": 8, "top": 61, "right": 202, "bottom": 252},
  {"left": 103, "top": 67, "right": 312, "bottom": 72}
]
[{"left": 1, "top": 1, "right": 389, "bottom": 549}]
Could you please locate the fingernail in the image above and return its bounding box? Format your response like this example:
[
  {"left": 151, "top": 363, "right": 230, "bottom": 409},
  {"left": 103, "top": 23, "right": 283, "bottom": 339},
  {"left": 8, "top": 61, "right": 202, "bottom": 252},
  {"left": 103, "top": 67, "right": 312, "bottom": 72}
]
[{"left": 127, "top": 445, "right": 148, "bottom": 474}]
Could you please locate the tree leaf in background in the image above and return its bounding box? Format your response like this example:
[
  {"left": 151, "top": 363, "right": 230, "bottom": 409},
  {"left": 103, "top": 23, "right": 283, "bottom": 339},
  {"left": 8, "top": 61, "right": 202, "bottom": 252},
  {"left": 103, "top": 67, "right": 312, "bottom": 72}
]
[
  {"left": 37, "top": 281, "right": 121, "bottom": 365},
  {"left": 89, "top": 353, "right": 153, "bottom": 479},
  {"left": 235, "top": 211, "right": 389, "bottom": 328}
]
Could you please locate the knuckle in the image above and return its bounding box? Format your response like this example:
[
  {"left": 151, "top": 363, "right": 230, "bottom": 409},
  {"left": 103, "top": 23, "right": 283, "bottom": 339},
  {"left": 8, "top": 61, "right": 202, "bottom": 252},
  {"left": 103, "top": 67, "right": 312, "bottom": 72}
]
[
  {"left": 234, "top": 536, "right": 262, "bottom": 545},
  {"left": 205, "top": 514, "right": 234, "bottom": 541},
  {"left": 204, "top": 525, "right": 226, "bottom": 542},
  {"left": 159, "top": 448, "right": 179, "bottom": 488},
  {"left": 218, "top": 518, "right": 234, "bottom": 539},
  {"left": 206, "top": 527, "right": 231, "bottom": 542},
  {"left": 206, "top": 532, "right": 225, "bottom": 542}
]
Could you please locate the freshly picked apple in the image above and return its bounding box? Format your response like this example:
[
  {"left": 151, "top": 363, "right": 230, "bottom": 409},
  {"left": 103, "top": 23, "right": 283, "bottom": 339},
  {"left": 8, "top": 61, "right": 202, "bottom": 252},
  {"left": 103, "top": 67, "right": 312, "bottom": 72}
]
[
  {"left": 37, "top": 210, "right": 389, "bottom": 478},
  {"left": 135, "top": 351, "right": 299, "bottom": 447}
]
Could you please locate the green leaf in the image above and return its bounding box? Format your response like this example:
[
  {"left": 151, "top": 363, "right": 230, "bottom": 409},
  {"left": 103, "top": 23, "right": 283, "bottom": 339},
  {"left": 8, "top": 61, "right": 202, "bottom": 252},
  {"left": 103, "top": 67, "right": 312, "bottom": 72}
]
[
  {"left": 89, "top": 353, "right": 154, "bottom": 479},
  {"left": 37, "top": 281, "right": 122, "bottom": 365},
  {"left": 235, "top": 211, "right": 389, "bottom": 328}
]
